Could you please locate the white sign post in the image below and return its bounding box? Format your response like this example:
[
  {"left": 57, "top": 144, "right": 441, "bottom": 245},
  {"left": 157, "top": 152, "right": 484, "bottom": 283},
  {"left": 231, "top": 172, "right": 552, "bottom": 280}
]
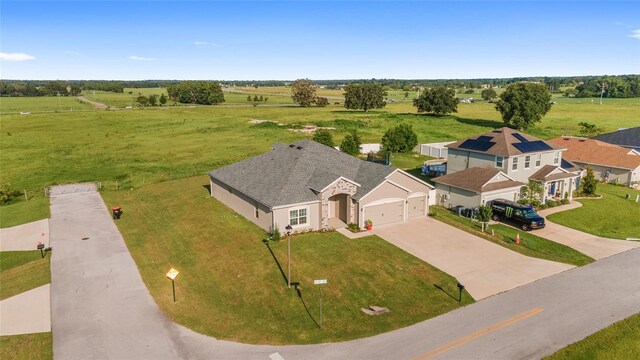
[
  {"left": 314, "top": 279, "right": 327, "bottom": 328},
  {"left": 166, "top": 268, "right": 179, "bottom": 302}
]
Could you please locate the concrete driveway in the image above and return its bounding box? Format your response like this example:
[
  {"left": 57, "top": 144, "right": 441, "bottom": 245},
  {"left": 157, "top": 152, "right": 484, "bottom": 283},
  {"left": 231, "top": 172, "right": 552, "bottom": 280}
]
[
  {"left": 537, "top": 204, "right": 640, "bottom": 260},
  {"left": 373, "top": 217, "right": 574, "bottom": 300}
]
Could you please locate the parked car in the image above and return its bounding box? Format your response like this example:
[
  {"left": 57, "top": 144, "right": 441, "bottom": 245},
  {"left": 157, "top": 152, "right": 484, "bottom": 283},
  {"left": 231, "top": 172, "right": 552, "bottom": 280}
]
[{"left": 488, "top": 199, "right": 545, "bottom": 231}]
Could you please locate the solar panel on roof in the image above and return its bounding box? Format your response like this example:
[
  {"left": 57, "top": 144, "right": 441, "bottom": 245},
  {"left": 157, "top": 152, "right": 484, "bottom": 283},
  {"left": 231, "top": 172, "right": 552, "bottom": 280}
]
[
  {"left": 512, "top": 133, "right": 529, "bottom": 142},
  {"left": 459, "top": 139, "right": 495, "bottom": 151},
  {"left": 477, "top": 135, "right": 493, "bottom": 142},
  {"left": 512, "top": 140, "right": 552, "bottom": 153},
  {"left": 561, "top": 158, "right": 573, "bottom": 169}
]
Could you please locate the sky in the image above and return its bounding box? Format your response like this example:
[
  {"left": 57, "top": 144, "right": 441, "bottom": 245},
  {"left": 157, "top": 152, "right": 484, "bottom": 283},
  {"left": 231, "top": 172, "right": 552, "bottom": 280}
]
[{"left": 1, "top": 1, "right": 639, "bottom": 80}]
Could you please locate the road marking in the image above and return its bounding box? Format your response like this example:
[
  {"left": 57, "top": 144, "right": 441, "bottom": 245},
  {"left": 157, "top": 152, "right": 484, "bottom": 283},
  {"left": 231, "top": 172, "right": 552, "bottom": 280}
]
[
  {"left": 269, "top": 352, "right": 286, "bottom": 360},
  {"left": 414, "top": 307, "right": 544, "bottom": 360}
]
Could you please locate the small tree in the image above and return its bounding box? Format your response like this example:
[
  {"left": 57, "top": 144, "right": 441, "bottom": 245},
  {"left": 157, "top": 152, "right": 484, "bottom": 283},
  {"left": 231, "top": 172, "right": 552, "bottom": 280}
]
[
  {"left": 340, "top": 133, "right": 360, "bottom": 156},
  {"left": 413, "top": 87, "right": 458, "bottom": 116},
  {"left": 381, "top": 124, "right": 418, "bottom": 153},
  {"left": 581, "top": 165, "right": 598, "bottom": 195},
  {"left": 148, "top": 94, "right": 158, "bottom": 107},
  {"left": 403, "top": 91, "right": 409, "bottom": 99},
  {"left": 495, "top": 82, "right": 552, "bottom": 130},
  {"left": 343, "top": 83, "right": 387, "bottom": 112},
  {"left": 136, "top": 95, "right": 149, "bottom": 107},
  {"left": 313, "top": 129, "right": 334, "bottom": 148},
  {"left": 291, "top": 78, "right": 317, "bottom": 107},
  {"left": 247, "top": 95, "right": 252, "bottom": 102},
  {"left": 578, "top": 122, "right": 604, "bottom": 137},
  {"left": 316, "top": 97, "right": 329, "bottom": 107},
  {"left": 520, "top": 181, "right": 544, "bottom": 205},
  {"left": 476, "top": 205, "right": 493, "bottom": 232},
  {"left": 159, "top": 93, "right": 167, "bottom": 106},
  {"left": 481, "top": 88, "right": 497, "bottom": 101}
]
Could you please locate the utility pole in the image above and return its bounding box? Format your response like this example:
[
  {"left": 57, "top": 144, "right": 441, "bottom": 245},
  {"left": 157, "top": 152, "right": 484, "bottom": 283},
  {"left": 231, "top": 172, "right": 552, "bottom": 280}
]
[{"left": 600, "top": 82, "right": 606, "bottom": 105}]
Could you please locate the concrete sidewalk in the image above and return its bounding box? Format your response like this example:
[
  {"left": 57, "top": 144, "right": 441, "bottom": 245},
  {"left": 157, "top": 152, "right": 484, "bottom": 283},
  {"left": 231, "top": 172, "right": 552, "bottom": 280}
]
[
  {"left": 0, "top": 219, "right": 50, "bottom": 251},
  {"left": 373, "top": 217, "right": 574, "bottom": 300},
  {"left": 0, "top": 284, "right": 51, "bottom": 336}
]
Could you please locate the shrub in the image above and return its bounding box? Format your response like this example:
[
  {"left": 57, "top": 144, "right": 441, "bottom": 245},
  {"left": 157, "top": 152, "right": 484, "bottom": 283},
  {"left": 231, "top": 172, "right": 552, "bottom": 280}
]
[
  {"left": 0, "top": 183, "right": 22, "bottom": 205},
  {"left": 347, "top": 223, "right": 360, "bottom": 233},
  {"left": 538, "top": 204, "right": 548, "bottom": 210},
  {"left": 313, "top": 129, "right": 335, "bottom": 148},
  {"left": 547, "top": 200, "right": 557, "bottom": 207},
  {"left": 560, "top": 199, "right": 570, "bottom": 205},
  {"left": 271, "top": 227, "right": 281, "bottom": 241}
]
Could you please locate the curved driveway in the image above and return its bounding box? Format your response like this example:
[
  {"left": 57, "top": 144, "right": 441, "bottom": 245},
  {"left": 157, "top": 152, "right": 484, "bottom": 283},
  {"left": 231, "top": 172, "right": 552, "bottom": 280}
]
[{"left": 50, "top": 188, "right": 640, "bottom": 359}]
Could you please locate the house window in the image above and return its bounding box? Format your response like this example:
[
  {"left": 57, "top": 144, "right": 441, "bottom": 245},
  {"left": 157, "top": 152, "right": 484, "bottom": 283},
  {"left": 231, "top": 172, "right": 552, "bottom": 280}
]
[
  {"left": 496, "top": 156, "right": 504, "bottom": 168},
  {"left": 524, "top": 156, "right": 531, "bottom": 169},
  {"left": 554, "top": 152, "right": 560, "bottom": 164},
  {"left": 536, "top": 154, "right": 541, "bottom": 167},
  {"left": 512, "top": 157, "right": 519, "bottom": 171},
  {"left": 289, "top": 208, "right": 308, "bottom": 226},
  {"left": 254, "top": 205, "right": 259, "bottom": 219}
]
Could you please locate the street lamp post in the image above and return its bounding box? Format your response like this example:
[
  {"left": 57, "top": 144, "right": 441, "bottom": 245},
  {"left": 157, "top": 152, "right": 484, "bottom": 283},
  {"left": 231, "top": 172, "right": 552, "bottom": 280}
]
[{"left": 285, "top": 224, "right": 293, "bottom": 288}]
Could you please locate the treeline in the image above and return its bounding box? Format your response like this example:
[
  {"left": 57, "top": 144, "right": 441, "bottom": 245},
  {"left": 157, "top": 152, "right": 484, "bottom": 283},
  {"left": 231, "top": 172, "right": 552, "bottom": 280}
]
[
  {"left": 0, "top": 81, "right": 82, "bottom": 97},
  {"left": 573, "top": 75, "right": 640, "bottom": 98},
  {"left": 166, "top": 81, "right": 224, "bottom": 105}
]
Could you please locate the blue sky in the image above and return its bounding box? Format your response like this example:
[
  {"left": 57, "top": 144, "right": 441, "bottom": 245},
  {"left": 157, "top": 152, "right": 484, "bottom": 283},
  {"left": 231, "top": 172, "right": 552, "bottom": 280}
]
[{"left": 1, "top": 1, "right": 639, "bottom": 80}]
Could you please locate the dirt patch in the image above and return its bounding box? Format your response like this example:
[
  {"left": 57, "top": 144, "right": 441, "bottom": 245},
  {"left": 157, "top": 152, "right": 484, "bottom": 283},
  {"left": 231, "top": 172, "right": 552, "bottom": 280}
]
[{"left": 76, "top": 96, "right": 108, "bottom": 109}]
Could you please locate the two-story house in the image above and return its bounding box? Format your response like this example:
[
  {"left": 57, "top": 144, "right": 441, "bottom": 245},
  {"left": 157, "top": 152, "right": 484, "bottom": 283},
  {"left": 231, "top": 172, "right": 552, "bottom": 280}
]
[{"left": 433, "top": 127, "right": 582, "bottom": 208}]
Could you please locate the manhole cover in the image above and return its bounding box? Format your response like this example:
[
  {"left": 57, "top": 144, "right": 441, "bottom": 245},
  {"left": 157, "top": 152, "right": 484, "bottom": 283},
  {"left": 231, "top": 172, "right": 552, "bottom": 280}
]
[{"left": 81, "top": 237, "right": 90, "bottom": 241}]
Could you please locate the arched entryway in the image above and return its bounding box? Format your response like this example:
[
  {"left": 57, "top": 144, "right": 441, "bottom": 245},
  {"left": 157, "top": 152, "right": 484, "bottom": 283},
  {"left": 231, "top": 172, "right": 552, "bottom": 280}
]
[{"left": 328, "top": 193, "right": 349, "bottom": 226}]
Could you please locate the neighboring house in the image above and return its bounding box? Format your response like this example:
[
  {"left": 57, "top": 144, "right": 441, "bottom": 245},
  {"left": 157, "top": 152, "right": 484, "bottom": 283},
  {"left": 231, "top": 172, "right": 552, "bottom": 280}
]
[
  {"left": 435, "top": 127, "right": 582, "bottom": 207},
  {"left": 548, "top": 137, "right": 640, "bottom": 187},
  {"left": 208, "top": 140, "right": 435, "bottom": 233},
  {"left": 592, "top": 127, "right": 640, "bottom": 151}
]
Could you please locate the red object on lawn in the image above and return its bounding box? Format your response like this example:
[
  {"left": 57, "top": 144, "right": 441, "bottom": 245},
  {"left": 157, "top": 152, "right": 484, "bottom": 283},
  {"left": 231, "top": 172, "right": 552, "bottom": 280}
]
[
  {"left": 111, "top": 206, "right": 121, "bottom": 212},
  {"left": 516, "top": 233, "right": 520, "bottom": 245},
  {"left": 366, "top": 225, "right": 372, "bottom": 231}
]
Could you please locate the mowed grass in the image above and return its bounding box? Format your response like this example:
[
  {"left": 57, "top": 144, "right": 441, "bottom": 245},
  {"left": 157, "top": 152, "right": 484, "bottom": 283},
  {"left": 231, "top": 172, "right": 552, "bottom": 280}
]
[
  {"left": 101, "top": 176, "right": 473, "bottom": 344},
  {"left": 0, "top": 197, "right": 50, "bottom": 228},
  {"left": 0, "top": 333, "right": 52, "bottom": 360},
  {"left": 0, "top": 251, "right": 50, "bottom": 300},
  {"left": 545, "top": 312, "right": 640, "bottom": 360},
  {"left": 430, "top": 207, "right": 594, "bottom": 267},
  {"left": 548, "top": 183, "right": 640, "bottom": 239}
]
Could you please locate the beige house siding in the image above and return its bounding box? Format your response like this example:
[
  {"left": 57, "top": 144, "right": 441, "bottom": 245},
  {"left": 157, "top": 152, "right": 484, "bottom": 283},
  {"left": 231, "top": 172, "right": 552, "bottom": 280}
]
[
  {"left": 434, "top": 184, "right": 480, "bottom": 209},
  {"left": 570, "top": 162, "right": 636, "bottom": 186},
  {"left": 360, "top": 181, "right": 408, "bottom": 205},
  {"left": 210, "top": 178, "right": 274, "bottom": 232},
  {"left": 272, "top": 202, "right": 321, "bottom": 234},
  {"left": 387, "top": 171, "right": 433, "bottom": 194},
  {"left": 480, "top": 187, "right": 521, "bottom": 204},
  {"left": 447, "top": 148, "right": 496, "bottom": 173},
  {"left": 504, "top": 150, "right": 561, "bottom": 182}
]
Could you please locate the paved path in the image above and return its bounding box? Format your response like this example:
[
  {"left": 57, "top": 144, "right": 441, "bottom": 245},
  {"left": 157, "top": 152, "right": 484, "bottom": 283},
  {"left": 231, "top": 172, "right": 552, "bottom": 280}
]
[
  {"left": 0, "top": 284, "right": 51, "bottom": 336},
  {"left": 0, "top": 219, "right": 49, "bottom": 251},
  {"left": 373, "top": 217, "right": 573, "bottom": 300},
  {"left": 538, "top": 203, "right": 640, "bottom": 260},
  {"left": 49, "top": 187, "right": 640, "bottom": 359}
]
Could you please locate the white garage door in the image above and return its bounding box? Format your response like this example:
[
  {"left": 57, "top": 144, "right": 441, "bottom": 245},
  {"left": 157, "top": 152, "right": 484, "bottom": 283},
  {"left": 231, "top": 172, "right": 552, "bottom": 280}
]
[
  {"left": 364, "top": 201, "right": 404, "bottom": 226},
  {"left": 408, "top": 196, "right": 426, "bottom": 218},
  {"left": 483, "top": 192, "right": 517, "bottom": 205}
]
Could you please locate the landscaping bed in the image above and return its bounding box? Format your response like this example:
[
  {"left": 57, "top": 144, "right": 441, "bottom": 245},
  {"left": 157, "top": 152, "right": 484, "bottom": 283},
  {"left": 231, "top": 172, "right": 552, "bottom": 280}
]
[
  {"left": 101, "top": 176, "right": 473, "bottom": 345},
  {"left": 430, "top": 207, "right": 594, "bottom": 267}
]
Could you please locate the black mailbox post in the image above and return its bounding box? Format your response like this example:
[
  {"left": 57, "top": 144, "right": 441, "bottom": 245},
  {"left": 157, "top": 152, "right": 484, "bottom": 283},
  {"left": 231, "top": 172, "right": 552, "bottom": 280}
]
[{"left": 457, "top": 282, "right": 465, "bottom": 302}]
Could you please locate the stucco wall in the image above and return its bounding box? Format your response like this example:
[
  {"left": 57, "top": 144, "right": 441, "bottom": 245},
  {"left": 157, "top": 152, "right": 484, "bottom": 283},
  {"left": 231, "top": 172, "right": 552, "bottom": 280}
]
[
  {"left": 570, "top": 162, "right": 634, "bottom": 186},
  {"left": 387, "top": 171, "right": 433, "bottom": 195},
  {"left": 210, "top": 177, "right": 274, "bottom": 232},
  {"left": 360, "top": 181, "right": 408, "bottom": 206},
  {"left": 447, "top": 148, "right": 495, "bottom": 174},
  {"left": 480, "top": 188, "right": 521, "bottom": 204},
  {"left": 272, "top": 202, "right": 321, "bottom": 233},
  {"left": 434, "top": 183, "right": 481, "bottom": 209}
]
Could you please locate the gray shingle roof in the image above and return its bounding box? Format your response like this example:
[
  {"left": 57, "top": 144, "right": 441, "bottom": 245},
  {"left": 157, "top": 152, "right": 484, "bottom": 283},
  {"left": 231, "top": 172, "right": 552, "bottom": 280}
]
[
  {"left": 208, "top": 140, "right": 393, "bottom": 208},
  {"left": 432, "top": 167, "right": 525, "bottom": 193},
  {"left": 592, "top": 127, "right": 640, "bottom": 150}
]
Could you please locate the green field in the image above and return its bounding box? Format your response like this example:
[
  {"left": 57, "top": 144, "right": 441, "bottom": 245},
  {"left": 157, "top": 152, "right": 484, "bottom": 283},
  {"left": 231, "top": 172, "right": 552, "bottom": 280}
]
[
  {"left": 0, "top": 96, "right": 93, "bottom": 113},
  {"left": 101, "top": 176, "right": 473, "bottom": 344},
  {"left": 545, "top": 313, "right": 640, "bottom": 360},
  {"left": 548, "top": 183, "right": 640, "bottom": 239},
  {"left": 0, "top": 333, "right": 52, "bottom": 360}
]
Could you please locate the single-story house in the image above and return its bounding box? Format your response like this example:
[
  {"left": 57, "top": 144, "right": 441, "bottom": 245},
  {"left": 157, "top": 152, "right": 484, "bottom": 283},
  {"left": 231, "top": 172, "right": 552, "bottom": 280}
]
[
  {"left": 548, "top": 137, "right": 640, "bottom": 186},
  {"left": 592, "top": 127, "right": 640, "bottom": 151},
  {"left": 432, "top": 167, "right": 525, "bottom": 208},
  {"left": 208, "top": 140, "right": 435, "bottom": 233}
]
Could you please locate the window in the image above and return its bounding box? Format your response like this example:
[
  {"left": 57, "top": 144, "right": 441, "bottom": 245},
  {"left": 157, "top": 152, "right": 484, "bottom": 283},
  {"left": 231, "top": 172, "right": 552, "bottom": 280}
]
[
  {"left": 554, "top": 152, "right": 560, "bottom": 164},
  {"left": 289, "top": 208, "right": 308, "bottom": 226},
  {"left": 254, "top": 205, "right": 259, "bottom": 219},
  {"left": 536, "top": 154, "right": 541, "bottom": 167},
  {"left": 495, "top": 156, "right": 504, "bottom": 168},
  {"left": 524, "top": 155, "right": 531, "bottom": 169},
  {"left": 512, "top": 157, "right": 519, "bottom": 171}
]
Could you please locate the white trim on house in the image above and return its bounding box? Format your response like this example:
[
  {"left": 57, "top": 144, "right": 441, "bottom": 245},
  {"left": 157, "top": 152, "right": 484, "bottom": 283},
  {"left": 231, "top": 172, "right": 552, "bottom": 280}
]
[
  {"left": 388, "top": 169, "right": 436, "bottom": 189},
  {"left": 318, "top": 176, "right": 361, "bottom": 192},
  {"left": 408, "top": 191, "right": 429, "bottom": 198},
  {"left": 385, "top": 180, "right": 411, "bottom": 193},
  {"left": 271, "top": 200, "right": 320, "bottom": 210}
]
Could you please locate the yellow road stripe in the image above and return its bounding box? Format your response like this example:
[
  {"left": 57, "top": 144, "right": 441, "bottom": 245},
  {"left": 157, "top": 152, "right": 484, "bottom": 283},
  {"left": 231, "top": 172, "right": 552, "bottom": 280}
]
[{"left": 414, "top": 307, "right": 544, "bottom": 360}]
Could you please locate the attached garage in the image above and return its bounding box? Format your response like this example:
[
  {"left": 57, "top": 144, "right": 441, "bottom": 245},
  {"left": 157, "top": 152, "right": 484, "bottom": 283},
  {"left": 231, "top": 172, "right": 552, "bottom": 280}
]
[
  {"left": 363, "top": 200, "right": 404, "bottom": 226},
  {"left": 433, "top": 168, "right": 525, "bottom": 209},
  {"left": 408, "top": 195, "right": 427, "bottom": 218}
]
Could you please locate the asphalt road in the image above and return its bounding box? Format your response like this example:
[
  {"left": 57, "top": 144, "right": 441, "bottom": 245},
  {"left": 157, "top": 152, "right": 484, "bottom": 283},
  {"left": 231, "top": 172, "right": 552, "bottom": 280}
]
[{"left": 50, "top": 187, "right": 640, "bottom": 359}]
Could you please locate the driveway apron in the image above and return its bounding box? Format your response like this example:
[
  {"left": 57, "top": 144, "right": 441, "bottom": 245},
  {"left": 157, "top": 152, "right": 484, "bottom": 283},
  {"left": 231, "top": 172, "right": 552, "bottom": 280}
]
[{"left": 373, "top": 217, "right": 574, "bottom": 300}]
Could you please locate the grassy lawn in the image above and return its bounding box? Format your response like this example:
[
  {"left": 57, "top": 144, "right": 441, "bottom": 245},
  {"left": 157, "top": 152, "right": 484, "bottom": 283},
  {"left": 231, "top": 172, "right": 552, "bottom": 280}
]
[
  {"left": 545, "top": 312, "right": 640, "bottom": 360},
  {"left": 0, "top": 333, "right": 52, "bottom": 360},
  {"left": 101, "top": 176, "right": 473, "bottom": 344},
  {"left": 548, "top": 183, "right": 640, "bottom": 239},
  {"left": 0, "top": 198, "right": 50, "bottom": 228},
  {"left": 430, "top": 207, "right": 594, "bottom": 267},
  {"left": 0, "top": 251, "right": 51, "bottom": 300},
  {"left": 0, "top": 96, "right": 93, "bottom": 113}
]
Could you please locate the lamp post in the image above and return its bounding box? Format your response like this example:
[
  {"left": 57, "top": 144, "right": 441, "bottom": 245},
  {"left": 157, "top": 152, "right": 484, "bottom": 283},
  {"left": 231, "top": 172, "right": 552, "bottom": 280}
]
[{"left": 285, "top": 224, "right": 293, "bottom": 288}]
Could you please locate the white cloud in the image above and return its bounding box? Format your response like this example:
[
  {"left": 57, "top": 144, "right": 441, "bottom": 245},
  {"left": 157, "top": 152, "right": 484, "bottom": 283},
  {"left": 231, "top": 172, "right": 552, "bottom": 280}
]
[
  {"left": 629, "top": 29, "right": 640, "bottom": 39},
  {"left": 194, "top": 41, "right": 218, "bottom": 46},
  {"left": 129, "top": 55, "right": 157, "bottom": 61},
  {"left": 0, "top": 52, "right": 36, "bottom": 61}
]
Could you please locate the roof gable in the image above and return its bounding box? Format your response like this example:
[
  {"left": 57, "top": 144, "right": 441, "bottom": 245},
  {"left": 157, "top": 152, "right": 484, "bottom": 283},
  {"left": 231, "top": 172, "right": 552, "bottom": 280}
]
[{"left": 433, "top": 167, "right": 524, "bottom": 193}]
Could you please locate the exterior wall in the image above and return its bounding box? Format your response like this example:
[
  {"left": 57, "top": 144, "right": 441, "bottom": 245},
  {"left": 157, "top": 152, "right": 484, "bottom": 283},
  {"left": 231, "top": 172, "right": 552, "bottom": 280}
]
[
  {"left": 480, "top": 187, "right": 521, "bottom": 204},
  {"left": 504, "top": 150, "right": 561, "bottom": 182},
  {"left": 319, "top": 178, "right": 358, "bottom": 230},
  {"left": 360, "top": 181, "right": 408, "bottom": 206},
  {"left": 447, "top": 148, "right": 496, "bottom": 174},
  {"left": 210, "top": 178, "right": 274, "bottom": 232},
  {"left": 541, "top": 177, "right": 575, "bottom": 202},
  {"left": 387, "top": 171, "right": 433, "bottom": 195},
  {"left": 434, "top": 183, "right": 481, "bottom": 209},
  {"left": 570, "top": 161, "right": 634, "bottom": 186},
  {"left": 272, "top": 203, "right": 321, "bottom": 234}
]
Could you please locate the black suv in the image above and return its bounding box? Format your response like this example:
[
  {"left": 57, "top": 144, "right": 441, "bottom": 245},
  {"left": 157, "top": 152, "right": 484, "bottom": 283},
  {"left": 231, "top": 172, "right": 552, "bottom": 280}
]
[{"left": 488, "top": 199, "right": 545, "bottom": 231}]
